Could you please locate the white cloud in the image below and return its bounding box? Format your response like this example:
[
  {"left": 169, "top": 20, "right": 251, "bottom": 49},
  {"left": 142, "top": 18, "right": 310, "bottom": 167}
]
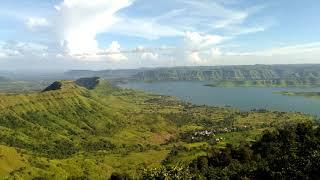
[
  {"left": 185, "top": 42, "right": 320, "bottom": 66},
  {"left": 177, "top": 0, "right": 249, "bottom": 28},
  {"left": 183, "top": 32, "right": 225, "bottom": 65},
  {"left": 0, "top": 47, "right": 8, "bottom": 58},
  {"left": 67, "top": 41, "right": 127, "bottom": 62},
  {"left": 110, "top": 19, "right": 184, "bottom": 40},
  {"left": 199, "top": 42, "right": 320, "bottom": 65},
  {"left": 188, "top": 52, "right": 209, "bottom": 65},
  {"left": 214, "top": 13, "right": 247, "bottom": 29},
  {"left": 0, "top": 0, "right": 284, "bottom": 69},
  {"left": 228, "top": 42, "right": 320, "bottom": 57},
  {"left": 229, "top": 26, "right": 266, "bottom": 36},
  {"left": 22, "top": 0, "right": 266, "bottom": 63},
  {"left": 211, "top": 48, "right": 222, "bottom": 56},
  {"left": 105, "top": 41, "right": 128, "bottom": 62},
  {"left": 55, "top": 0, "right": 134, "bottom": 54},
  {"left": 0, "top": 41, "right": 48, "bottom": 58},
  {"left": 185, "top": 31, "right": 225, "bottom": 49},
  {"left": 187, "top": 47, "right": 222, "bottom": 65},
  {"left": 141, "top": 52, "right": 159, "bottom": 60},
  {"left": 26, "top": 17, "right": 49, "bottom": 30}
]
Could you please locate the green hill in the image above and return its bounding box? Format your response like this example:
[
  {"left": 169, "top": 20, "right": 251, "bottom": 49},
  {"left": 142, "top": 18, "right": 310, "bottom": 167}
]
[
  {"left": 133, "top": 65, "right": 320, "bottom": 86},
  {"left": 0, "top": 78, "right": 314, "bottom": 179},
  {"left": 64, "top": 65, "right": 320, "bottom": 87}
]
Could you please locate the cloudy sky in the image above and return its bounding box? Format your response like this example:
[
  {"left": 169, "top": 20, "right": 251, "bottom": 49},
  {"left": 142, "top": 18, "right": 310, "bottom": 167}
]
[{"left": 0, "top": 0, "right": 319, "bottom": 71}]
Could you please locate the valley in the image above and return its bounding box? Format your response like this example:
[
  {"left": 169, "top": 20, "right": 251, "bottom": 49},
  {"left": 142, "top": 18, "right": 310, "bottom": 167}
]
[
  {"left": 120, "top": 81, "right": 320, "bottom": 116},
  {"left": 2, "top": 0, "right": 320, "bottom": 178},
  {"left": 0, "top": 77, "right": 316, "bottom": 179}
]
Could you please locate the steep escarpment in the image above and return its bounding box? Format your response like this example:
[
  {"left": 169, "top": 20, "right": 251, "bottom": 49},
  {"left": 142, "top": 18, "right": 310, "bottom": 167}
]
[
  {"left": 133, "top": 65, "right": 320, "bottom": 86},
  {"left": 42, "top": 81, "right": 62, "bottom": 92},
  {"left": 75, "top": 77, "right": 100, "bottom": 89}
]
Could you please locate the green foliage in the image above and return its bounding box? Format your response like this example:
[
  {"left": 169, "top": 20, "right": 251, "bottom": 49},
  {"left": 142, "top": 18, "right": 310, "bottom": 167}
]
[
  {"left": 142, "top": 166, "right": 196, "bottom": 180},
  {"left": 146, "top": 123, "right": 320, "bottom": 179},
  {"left": 82, "top": 138, "right": 116, "bottom": 152},
  {"left": 133, "top": 65, "right": 320, "bottom": 87},
  {"left": 110, "top": 172, "right": 131, "bottom": 180}
]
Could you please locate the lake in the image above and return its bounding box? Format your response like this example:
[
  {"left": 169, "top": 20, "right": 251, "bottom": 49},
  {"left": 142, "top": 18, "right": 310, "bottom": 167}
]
[{"left": 120, "top": 81, "right": 320, "bottom": 116}]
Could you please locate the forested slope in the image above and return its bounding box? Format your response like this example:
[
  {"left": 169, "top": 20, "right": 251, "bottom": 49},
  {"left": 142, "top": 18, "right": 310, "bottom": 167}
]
[{"left": 133, "top": 65, "right": 320, "bottom": 86}]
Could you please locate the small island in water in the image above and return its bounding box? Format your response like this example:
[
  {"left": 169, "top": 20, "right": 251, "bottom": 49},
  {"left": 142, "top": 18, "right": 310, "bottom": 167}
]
[
  {"left": 278, "top": 91, "right": 320, "bottom": 98},
  {"left": 204, "top": 80, "right": 320, "bottom": 88}
]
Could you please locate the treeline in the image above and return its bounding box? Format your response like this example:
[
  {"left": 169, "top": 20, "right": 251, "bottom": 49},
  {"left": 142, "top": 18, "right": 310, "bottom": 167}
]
[{"left": 144, "top": 122, "right": 320, "bottom": 179}]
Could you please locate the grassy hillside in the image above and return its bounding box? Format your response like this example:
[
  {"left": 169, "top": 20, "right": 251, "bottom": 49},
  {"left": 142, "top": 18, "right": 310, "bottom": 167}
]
[{"left": 0, "top": 77, "right": 315, "bottom": 179}]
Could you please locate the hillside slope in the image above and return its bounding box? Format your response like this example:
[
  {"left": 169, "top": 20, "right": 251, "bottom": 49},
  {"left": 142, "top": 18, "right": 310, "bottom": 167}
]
[
  {"left": 133, "top": 65, "right": 320, "bottom": 86},
  {"left": 0, "top": 78, "right": 314, "bottom": 179}
]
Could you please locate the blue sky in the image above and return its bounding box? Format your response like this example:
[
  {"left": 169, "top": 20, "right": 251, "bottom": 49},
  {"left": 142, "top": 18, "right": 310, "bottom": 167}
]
[{"left": 0, "top": 0, "right": 319, "bottom": 71}]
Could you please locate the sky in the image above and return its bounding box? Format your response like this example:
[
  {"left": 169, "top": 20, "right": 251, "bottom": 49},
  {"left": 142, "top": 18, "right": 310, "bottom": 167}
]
[{"left": 0, "top": 0, "right": 319, "bottom": 71}]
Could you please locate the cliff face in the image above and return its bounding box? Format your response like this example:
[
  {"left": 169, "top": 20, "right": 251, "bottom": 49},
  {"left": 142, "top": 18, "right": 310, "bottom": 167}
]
[{"left": 133, "top": 65, "right": 320, "bottom": 83}]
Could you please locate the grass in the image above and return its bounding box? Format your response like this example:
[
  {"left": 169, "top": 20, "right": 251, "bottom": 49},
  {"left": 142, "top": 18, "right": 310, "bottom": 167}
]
[{"left": 0, "top": 145, "right": 25, "bottom": 178}]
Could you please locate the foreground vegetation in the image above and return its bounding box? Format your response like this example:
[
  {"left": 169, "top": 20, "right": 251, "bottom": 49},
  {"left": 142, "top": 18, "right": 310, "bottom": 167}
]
[
  {"left": 144, "top": 122, "right": 320, "bottom": 179},
  {"left": 0, "top": 77, "right": 317, "bottom": 179}
]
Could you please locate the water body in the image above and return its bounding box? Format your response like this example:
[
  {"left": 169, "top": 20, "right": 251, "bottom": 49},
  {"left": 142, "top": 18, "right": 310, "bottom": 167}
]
[{"left": 120, "top": 81, "right": 320, "bottom": 116}]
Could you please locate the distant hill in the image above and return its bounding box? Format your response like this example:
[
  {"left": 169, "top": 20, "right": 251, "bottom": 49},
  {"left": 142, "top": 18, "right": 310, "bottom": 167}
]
[
  {"left": 66, "top": 64, "right": 320, "bottom": 86},
  {"left": 0, "top": 76, "right": 11, "bottom": 83},
  {"left": 42, "top": 81, "right": 62, "bottom": 92},
  {"left": 133, "top": 64, "right": 320, "bottom": 81},
  {"left": 65, "top": 69, "right": 145, "bottom": 80},
  {"left": 75, "top": 77, "right": 100, "bottom": 89}
]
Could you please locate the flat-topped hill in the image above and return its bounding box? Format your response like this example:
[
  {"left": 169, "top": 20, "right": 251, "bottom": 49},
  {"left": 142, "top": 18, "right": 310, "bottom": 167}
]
[
  {"left": 75, "top": 77, "right": 100, "bottom": 89},
  {"left": 42, "top": 81, "right": 63, "bottom": 92}
]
